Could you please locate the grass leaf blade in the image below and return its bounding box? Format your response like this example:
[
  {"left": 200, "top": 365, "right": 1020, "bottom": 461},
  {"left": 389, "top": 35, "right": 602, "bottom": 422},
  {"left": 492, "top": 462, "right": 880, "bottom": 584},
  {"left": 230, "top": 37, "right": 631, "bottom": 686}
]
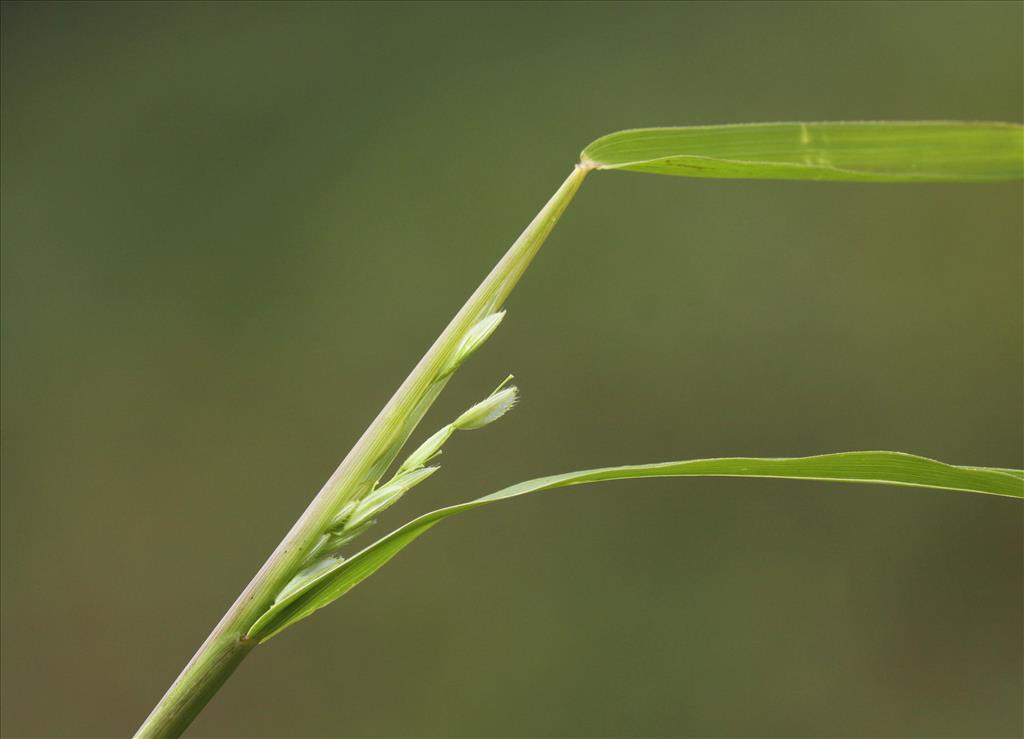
[
  {"left": 580, "top": 122, "right": 1024, "bottom": 182},
  {"left": 248, "top": 451, "right": 1022, "bottom": 642}
]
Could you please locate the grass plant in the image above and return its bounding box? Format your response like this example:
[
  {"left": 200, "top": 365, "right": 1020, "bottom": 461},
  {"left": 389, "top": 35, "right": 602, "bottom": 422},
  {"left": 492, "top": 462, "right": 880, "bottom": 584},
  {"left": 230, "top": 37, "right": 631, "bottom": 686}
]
[{"left": 136, "top": 122, "right": 1023, "bottom": 738}]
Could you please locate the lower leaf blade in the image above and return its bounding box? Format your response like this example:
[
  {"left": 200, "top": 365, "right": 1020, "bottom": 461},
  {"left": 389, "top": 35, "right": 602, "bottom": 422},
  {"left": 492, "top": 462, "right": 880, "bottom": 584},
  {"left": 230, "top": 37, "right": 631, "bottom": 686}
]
[{"left": 248, "top": 451, "right": 1022, "bottom": 642}]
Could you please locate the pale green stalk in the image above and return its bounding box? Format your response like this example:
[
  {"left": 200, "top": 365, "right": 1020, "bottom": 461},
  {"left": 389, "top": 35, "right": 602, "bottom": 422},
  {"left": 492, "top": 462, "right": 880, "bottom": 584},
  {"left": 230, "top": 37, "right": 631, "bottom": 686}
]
[{"left": 134, "top": 165, "right": 590, "bottom": 738}]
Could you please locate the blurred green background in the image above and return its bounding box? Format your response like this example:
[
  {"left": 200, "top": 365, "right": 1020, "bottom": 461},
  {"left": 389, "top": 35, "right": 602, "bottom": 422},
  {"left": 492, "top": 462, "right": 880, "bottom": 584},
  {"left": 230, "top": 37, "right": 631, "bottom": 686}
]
[{"left": 2, "top": 1, "right": 1021, "bottom": 737}]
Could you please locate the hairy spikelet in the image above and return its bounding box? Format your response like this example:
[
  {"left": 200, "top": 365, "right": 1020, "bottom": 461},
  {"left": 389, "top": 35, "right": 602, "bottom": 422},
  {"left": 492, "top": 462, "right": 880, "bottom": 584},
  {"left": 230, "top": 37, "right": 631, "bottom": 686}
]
[{"left": 453, "top": 386, "right": 518, "bottom": 430}]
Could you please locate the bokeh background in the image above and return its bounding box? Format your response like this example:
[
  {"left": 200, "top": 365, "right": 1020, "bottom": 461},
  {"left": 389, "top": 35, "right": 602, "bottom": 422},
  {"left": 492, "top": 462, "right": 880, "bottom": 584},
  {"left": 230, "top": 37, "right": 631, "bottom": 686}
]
[{"left": 2, "top": 1, "right": 1022, "bottom": 737}]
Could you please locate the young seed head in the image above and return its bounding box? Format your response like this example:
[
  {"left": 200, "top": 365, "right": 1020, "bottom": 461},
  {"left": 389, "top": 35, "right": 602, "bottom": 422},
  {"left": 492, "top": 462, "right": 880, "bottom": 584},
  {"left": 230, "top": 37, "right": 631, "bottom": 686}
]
[
  {"left": 453, "top": 385, "right": 519, "bottom": 430},
  {"left": 324, "top": 519, "right": 375, "bottom": 549},
  {"left": 277, "top": 555, "right": 344, "bottom": 603},
  {"left": 328, "top": 499, "right": 358, "bottom": 529},
  {"left": 302, "top": 532, "right": 334, "bottom": 564},
  {"left": 440, "top": 311, "right": 506, "bottom": 377},
  {"left": 345, "top": 465, "right": 439, "bottom": 530},
  {"left": 454, "top": 311, "right": 505, "bottom": 365},
  {"left": 398, "top": 424, "right": 455, "bottom": 474},
  {"left": 359, "top": 466, "right": 439, "bottom": 510}
]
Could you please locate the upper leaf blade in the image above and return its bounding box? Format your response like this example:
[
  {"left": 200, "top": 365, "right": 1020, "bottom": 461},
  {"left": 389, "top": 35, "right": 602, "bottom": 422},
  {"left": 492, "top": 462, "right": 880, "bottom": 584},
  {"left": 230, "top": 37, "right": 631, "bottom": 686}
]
[
  {"left": 581, "top": 122, "right": 1024, "bottom": 182},
  {"left": 247, "top": 451, "right": 1022, "bottom": 643}
]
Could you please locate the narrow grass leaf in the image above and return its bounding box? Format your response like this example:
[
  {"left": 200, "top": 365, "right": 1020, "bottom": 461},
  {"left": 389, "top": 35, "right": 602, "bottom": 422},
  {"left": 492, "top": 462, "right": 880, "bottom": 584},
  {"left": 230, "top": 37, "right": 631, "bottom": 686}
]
[
  {"left": 581, "top": 122, "right": 1024, "bottom": 182},
  {"left": 248, "top": 451, "right": 1022, "bottom": 642}
]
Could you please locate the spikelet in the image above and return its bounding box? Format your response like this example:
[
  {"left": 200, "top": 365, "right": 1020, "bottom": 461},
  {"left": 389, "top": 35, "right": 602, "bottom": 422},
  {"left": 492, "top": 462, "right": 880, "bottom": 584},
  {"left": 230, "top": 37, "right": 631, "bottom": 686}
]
[
  {"left": 442, "top": 311, "right": 506, "bottom": 375},
  {"left": 324, "top": 519, "right": 376, "bottom": 550},
  {"left": 397, "top": 424, "right": 455, "bottom": 474},
  {"left": 302, "top": 513, "right": 372, "bottom": 564},
  {"left": 276, "top": 555, "right": 343, "bottom": 604},
  {"left": 328, "top": 499, "right": 358, "bottom": 529},
  {"left": 453, "top": 385, "right": 518, "bottom": 430},
  {"left": 345, "top": 466, "right": 439, "bottom": 531}
]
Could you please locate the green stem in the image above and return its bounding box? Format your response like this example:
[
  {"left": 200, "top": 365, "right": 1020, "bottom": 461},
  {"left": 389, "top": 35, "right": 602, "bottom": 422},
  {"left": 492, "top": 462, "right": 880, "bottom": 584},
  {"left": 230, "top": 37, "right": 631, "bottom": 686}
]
[
  {"left": 135, "top": 634, "right": 254, "bottom": 737},
  {"left": 134, "top": 164, "right": 590, "bottom": 737}
]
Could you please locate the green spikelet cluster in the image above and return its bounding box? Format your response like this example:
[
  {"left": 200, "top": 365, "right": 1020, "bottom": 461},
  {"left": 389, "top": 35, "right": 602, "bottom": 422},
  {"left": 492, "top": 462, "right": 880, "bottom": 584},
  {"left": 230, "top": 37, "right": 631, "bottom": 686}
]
[
  {"left": 275, "top": 381, "right": 519, "bottom": 603},
  {"left": 274, "top": 312, "right": 518, "bottom": 604}
]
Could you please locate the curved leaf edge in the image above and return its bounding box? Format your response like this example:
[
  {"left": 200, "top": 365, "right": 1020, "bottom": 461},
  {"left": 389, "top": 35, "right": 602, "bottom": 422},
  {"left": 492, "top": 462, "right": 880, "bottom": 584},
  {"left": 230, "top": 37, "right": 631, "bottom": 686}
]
[{"left": 248, "top": 451, "right": 1022, "bottom": 643}]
